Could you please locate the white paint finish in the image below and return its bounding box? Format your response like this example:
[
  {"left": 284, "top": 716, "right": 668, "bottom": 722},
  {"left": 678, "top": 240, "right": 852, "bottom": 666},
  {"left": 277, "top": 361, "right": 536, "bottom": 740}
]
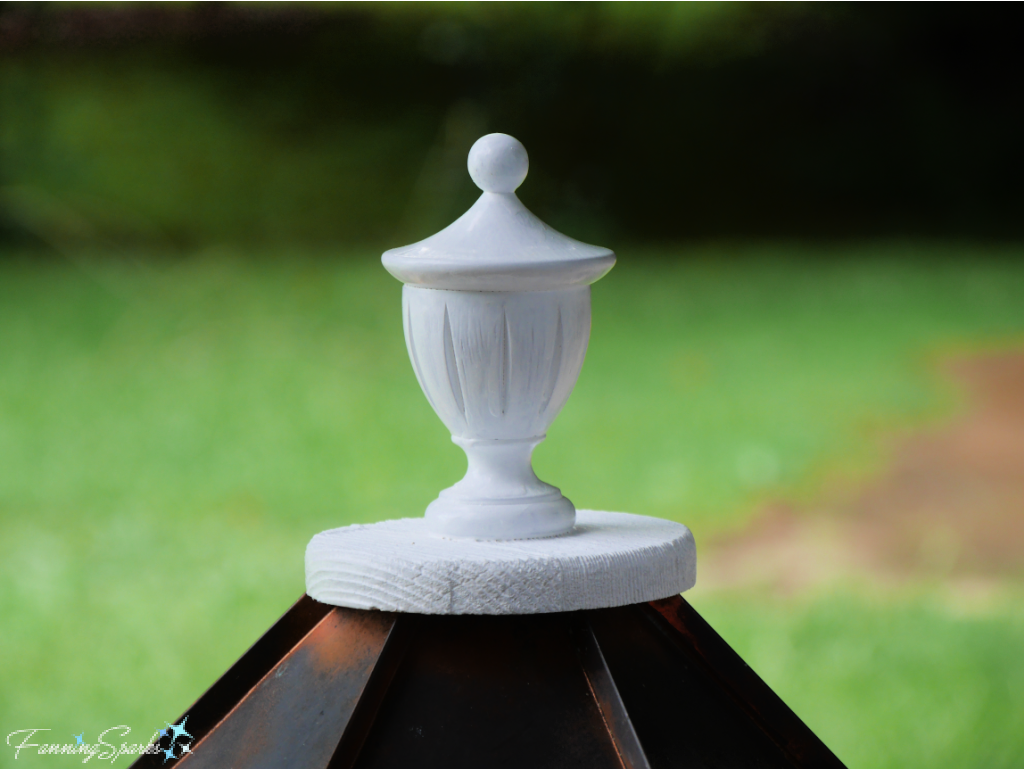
[
  {"left": 382, "top": 192, "right": 615, "bottom": 291},
  {"left": 467, "top": 133, "right": 529, "bottom": 193},
  {"left": 305, "top": 510, "right": 696, "bottom": 615},
  {"left": 382, "top": 134, "right": 615, "bottom": 292},
  {"left": 404, "top": 287, "right": 592, "bottom": 538},
  {"left": 385, "top": 134, "right": 615, "bottom": 540},
  {"left": 404, "top": 286, "right": 590, "bottom": 440},
  {"left": 310, "top": 134, "right": 697, "bottom": 610}
]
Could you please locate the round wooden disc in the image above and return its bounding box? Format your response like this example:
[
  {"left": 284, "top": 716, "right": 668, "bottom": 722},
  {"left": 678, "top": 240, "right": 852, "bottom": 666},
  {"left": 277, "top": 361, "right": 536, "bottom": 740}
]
[{"left": 305, "top": 510, "right": 696, "bottom": 615}]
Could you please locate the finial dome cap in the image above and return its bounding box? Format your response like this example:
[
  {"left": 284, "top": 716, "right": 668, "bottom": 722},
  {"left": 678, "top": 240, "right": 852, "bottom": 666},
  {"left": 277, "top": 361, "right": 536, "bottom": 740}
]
[{"left": 382, "top": 133, "right": 615, "bottom": 292}]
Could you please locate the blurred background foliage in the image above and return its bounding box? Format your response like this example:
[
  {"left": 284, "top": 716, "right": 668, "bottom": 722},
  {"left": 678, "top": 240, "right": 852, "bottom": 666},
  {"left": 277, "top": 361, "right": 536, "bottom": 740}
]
[
  {"left": 2, "top": 2, "right": 1024, "bottom": 248},
  {"left": 2, "top": 4, "right": 1024, "bottom": 768}
]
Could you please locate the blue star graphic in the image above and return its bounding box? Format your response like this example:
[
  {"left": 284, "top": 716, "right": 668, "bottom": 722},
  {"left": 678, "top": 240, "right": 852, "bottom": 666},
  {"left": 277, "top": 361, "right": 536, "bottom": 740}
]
[
  {"left": 155, "top": 727, "right": 169, "bottom": 740},
  {"left": 165, "top": 716, "right": 193, "bottom": 743},
  {"left": 161, "top": 744, "right": 177, "bottom": 764},
  {"left": 73, "top": 733, "right": 84, "bottom": 746}
]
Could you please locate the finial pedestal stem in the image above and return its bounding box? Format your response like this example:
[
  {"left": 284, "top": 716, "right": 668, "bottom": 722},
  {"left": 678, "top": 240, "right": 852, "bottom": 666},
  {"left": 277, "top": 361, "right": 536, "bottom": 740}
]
[{"left": 427, "top": 436, "right": 575, "bottom": 540}]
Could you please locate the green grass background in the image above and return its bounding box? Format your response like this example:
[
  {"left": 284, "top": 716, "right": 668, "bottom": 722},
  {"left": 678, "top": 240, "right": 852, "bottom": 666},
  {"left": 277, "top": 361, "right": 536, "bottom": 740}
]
[{"left": 2, "top": 243, "right": 1024, "bottom": 766}]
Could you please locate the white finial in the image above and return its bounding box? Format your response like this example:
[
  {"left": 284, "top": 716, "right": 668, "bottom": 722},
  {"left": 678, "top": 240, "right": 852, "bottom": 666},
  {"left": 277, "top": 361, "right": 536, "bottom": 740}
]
[
  {"left": 380, "top": 132, "right": 617, "bottom": 539},
  {"left": 468, "top": 133, "right": 529, "bottom": 193},
  {"left": 306, "top": 133, "right": 695, "bottom": 612}
]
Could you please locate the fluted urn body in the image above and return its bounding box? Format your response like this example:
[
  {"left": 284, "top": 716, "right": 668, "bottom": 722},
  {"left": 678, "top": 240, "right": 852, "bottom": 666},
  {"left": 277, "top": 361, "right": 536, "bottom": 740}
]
[
  {"left": 383, "top": 134, "right": 614, "bottom": 539},
  {"left": 403, "top": 286, "right": 590, "bottom": 538}
]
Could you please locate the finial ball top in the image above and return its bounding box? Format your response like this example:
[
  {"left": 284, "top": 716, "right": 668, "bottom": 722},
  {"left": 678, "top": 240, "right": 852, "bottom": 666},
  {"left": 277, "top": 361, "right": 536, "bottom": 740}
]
[{"left": 468, "top": 133, "right": 529, "bottom": 193}]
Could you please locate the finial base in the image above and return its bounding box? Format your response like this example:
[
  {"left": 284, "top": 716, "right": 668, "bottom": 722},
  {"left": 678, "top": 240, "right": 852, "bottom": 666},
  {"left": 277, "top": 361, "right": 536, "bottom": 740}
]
[
  {"left": 305, "top": 510, "right": 696, "bottom": 615},
  {"left": 426, "top": 436, "right": 576, "bottom": 540},
  {"left": 426, "top": 494, "right": 575, "bottom": 540}
]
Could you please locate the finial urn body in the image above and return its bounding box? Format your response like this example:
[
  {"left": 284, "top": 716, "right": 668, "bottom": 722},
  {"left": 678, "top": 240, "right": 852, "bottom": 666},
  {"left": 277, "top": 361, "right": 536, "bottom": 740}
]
[
  {"left": 383, "top": 134, "right": 614, "bottom": 540},
  {"left": 403, "top": 286, "right": 590, "bottom": 539}
]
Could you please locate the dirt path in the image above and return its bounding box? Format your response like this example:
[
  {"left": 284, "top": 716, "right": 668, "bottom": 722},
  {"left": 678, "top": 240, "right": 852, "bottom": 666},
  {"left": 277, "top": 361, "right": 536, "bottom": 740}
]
[{"left": 699, "top": 352, "right": 1024, "bottom": 593}]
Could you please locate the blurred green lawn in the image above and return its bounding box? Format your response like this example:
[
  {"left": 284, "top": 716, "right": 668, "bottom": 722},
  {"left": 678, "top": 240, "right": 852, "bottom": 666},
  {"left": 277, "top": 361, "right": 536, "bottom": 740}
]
[{"left": 2, "top": 243, "right": 1024, "bottom": 767}]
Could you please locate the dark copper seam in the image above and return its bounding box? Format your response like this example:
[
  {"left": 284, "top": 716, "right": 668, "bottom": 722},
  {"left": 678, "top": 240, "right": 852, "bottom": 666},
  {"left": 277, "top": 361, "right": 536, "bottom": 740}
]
[
  {"left": 327, "top": 613, "right": 419, "bottom": 769},
  {"left": 573, "top": 615, "right": 652, "bottom": 769},
  {"left": 185, "top": 607, "right": 346, "bottom": 759},
  {"left": 131, "top": 594, "right": 334, "bottom": 768},
  {"left": 643, "top": 598, "right": 846, "bottom": 769}
]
